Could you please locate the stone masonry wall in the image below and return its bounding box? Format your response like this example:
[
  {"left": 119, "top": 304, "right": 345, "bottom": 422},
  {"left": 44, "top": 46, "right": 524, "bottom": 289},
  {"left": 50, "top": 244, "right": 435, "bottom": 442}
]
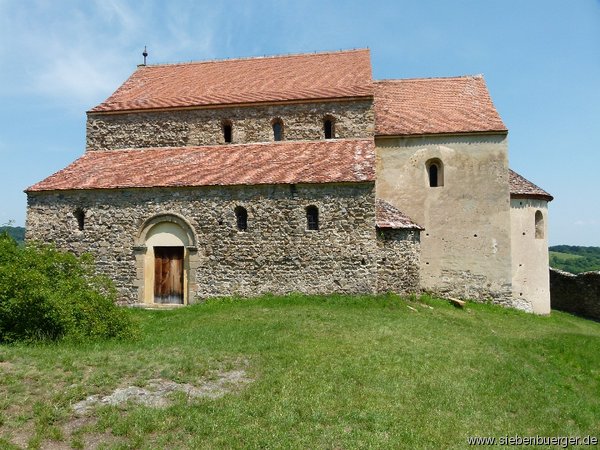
[
  {"left": 86, "top": 100, "right": 374, "bottom": 151},
  {"left": 27, "top": 183, "right": 419, "bottom": 304},
  {"left": 550, "top": 268, "right": 600, "bottom": 320},
  {"left": 376, "top": 228, "right": 420, "bottom": 295}
]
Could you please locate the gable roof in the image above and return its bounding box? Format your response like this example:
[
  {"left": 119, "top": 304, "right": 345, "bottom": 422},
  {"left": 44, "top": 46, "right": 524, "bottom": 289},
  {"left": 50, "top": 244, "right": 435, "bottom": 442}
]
[
  {"left": 90, "top": 49, "right": 373, "bottom": 113},
  {"left": 374, "top": 76, "right": 507, "bottom": 136},
  {"left": 375, "top": 199, "right": 423, "bottom": 230},
  {"left": 27, "top": 139, "right": 375, "bottom": 192},
  {"left": 509, "top": 169, "right": 553, "bottom": 201}
]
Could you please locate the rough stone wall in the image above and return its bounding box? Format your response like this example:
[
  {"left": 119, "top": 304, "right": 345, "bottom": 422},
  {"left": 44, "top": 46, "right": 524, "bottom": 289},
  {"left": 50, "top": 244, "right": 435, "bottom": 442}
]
[
  {"left": 27, "top": 183, "right": 419, "bottom": 304},
  {"left": 375, "top": 134, "right": 515, "bottom": 306},
  {"left": 86, "top": 100, "right": 374, "bottom": 151},
  {"left": 376, "top": 228, "right": 420, "bottom": 294},
  {"left": 550, "top": 268, "right": 600, "bottom": 320}
]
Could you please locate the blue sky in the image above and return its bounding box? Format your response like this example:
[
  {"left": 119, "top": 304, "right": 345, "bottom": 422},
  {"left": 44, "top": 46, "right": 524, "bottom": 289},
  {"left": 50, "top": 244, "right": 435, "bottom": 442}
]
[{"left": 0, "top": 0, "right": 598, "bottom": 245}]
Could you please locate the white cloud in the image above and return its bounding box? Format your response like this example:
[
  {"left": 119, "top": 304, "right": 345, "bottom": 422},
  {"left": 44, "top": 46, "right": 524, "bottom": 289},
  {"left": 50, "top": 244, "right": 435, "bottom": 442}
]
[
  {"left": 32, "top": 51, "right": 127, "bottom": 107},
  {"left": 153, "top": 1, "right": 218, "bottom": 61},
  {"left": 0, "top": 2, "right": 130, "bottom": 104},
  {"left": 92, "top": 0, "right": 140, "bottom": 33},
  {"left": 0, "top": 0, "right": 226, "bottom": 109}
]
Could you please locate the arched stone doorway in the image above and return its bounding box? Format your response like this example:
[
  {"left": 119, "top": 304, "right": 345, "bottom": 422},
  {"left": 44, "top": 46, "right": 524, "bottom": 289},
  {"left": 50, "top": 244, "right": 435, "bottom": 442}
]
[{"left": 134, "top": 214, "right": 198, "bottom": 305}]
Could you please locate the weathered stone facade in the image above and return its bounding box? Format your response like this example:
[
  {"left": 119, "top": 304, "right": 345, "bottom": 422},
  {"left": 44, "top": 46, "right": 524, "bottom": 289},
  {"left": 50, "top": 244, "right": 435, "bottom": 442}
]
[
  {"left": 27, "top": 49, "right": 554, "bottom": 312},
  {"left": 86, "top": 100, "right": 374, "bottom": 151},
  {"left": 376, "top": 228, "right": 420, "bottom": 294},
  {"left": 26, "top": 182, "right": 421, "bottom": 304}
]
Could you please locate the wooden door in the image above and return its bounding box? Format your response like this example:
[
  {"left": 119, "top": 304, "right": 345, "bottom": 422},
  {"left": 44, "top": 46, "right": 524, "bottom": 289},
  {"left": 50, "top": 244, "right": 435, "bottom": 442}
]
[{"left": 154, "top": 246, "right": 184, "bottom": 304}]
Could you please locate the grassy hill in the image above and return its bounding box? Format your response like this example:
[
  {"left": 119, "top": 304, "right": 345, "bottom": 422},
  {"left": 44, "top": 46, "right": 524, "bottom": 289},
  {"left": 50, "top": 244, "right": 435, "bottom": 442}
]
[
  {"left": 0, "top": 294, "right": 598, "bottom": 448},
  {"left": 549, "top": 245, "right": 600, "bottom": 273},
  {"left": 0, "top": 226, "right": 25, "bottom": 244}
]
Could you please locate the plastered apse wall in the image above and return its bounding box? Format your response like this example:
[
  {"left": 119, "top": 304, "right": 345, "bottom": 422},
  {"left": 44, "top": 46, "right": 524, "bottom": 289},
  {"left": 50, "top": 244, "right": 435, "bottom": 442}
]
[
  {"left": 510, "top": 198, "right": 550, "bottom": 313},
  {"left": 376, "top": 133, "right": 517, "bottom": 307}
]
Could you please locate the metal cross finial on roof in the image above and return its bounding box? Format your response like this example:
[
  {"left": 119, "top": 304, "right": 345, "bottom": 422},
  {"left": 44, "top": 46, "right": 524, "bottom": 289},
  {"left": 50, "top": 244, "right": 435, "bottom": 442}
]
[{"left": 142, "top": 46, "right": 148, "bottom": 65}]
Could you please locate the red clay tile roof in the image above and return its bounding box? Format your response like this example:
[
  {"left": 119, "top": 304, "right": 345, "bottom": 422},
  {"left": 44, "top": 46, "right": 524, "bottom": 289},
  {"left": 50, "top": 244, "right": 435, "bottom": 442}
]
[
  {"left": 375, "top": 199, "right": 423, "bottom": 230},
  {"left": 27, "top": 139, "right": 375, "bottom": 192},
  {"left": 374, "top": 76, "right": 507, "bottom": 136},
  {"left": 509, "top": 169, "right": 553, "bottom": 201},
  {"left": 90, "top": 49, "right": 373, "bottom": 113}
]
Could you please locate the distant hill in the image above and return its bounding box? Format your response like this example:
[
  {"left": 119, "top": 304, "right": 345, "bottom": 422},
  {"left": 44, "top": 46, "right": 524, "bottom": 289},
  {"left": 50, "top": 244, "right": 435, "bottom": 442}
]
[
  {"left": 549, "top": 245, "right": 600, "bottom": 274},
  {"left": 0, "top": 226, "right": 25, "bottom": 244}
]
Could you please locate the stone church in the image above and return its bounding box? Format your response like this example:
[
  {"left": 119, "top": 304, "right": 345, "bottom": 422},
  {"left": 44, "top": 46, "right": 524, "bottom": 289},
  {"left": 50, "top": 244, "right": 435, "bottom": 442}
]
[{"left": 26, "top": 49, "right": 553, "bottom": 313}]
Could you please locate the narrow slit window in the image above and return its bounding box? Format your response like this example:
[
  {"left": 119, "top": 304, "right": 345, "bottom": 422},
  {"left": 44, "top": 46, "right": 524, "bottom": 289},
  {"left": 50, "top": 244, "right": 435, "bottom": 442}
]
[
  {"left": 74, "top": 208, "right": 85, "bottom": 231},
  {"left": 535, "top": 210, "right": 544, "bottom": 239},
  {"left": 235, "top": 206, "right": 248, "bottom": 231},
  {"left": 222, "top": 121, "right": 232, "bottom": 143},
  {"left": 306, "top": 205, "right": 319, "bottom": 230},
  {"left": 426, "top": 159, "right": 444, "bottom": 187},
  {"left": 324, "top": 117, "right": 335, "bottom": 139},
  {"left": 429, "top": 164, "right": 438, "bottom": 187},
  {"left": 272, "top": 119, "right": 284, "bottom": 141}
]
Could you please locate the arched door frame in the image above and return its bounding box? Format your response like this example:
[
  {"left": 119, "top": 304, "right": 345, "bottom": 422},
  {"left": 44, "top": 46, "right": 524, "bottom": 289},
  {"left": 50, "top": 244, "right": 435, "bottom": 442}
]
[{"left": 133, "top": 213, "right": 199, "bottom": 305}]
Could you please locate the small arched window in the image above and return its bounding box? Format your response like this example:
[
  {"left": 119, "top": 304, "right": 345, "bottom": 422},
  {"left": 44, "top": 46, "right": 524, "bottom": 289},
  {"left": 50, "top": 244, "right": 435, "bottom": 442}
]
[
  {"left": 235, "top": 206, "right": 248, "bottom": 231},
  {"left": 429, "top": 165, "right": 439, "bottom": 186},
  {"left": 73, "top": 208, "right": 85, "bottom": 231},
  {"left": 426, "top": 158, "right": 444, "bottom": 187},
  {"left": 272, "top": 119, "right": 284, "bottom": 141},
  {"left": 306, "top": 205, "right": 319, "bottom": 230},
  {"left": 323, "top": 116, "right": 335, "bottom": 139},
  {"left": 535, "top": 210, "right": 544, "bottom": 239},
  {"left": 222, "top": 120, "right": 232, "bottom": 143}
]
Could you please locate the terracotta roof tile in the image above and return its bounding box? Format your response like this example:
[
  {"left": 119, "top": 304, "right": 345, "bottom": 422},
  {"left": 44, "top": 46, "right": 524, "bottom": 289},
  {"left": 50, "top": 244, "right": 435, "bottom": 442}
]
[
  {"left": 27, "top": 139, "right": 375, "bottom": 192},
  {"left": 91, "top": 49, "right": 373, "bottom": 113},
  {"left": 374, "top": 76, "right": 507, "bottom": 136},
  {"left": 375, "top": 199, "right": 423, "bottom": 230},
  {"left": 509, "top": 169, "right": 553, "bottom": 201}
]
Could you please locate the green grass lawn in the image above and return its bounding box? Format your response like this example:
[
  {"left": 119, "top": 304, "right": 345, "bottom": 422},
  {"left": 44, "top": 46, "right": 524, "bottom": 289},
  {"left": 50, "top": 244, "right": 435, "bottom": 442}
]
[{"left": 1, "top": 294, "right": 599, "bottom": 449}]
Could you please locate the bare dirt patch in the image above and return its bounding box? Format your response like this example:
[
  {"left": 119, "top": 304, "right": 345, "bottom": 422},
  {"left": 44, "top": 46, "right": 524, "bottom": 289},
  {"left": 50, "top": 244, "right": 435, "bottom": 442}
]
[
  {"left": 8, "top": 424, "right": 34, "bottom": 449},
  {"left": 73, "top": 364, "right": 253, "bottom": 415},
  {"left": 0, "top": 360, "right": 14, "bottom": 371}
]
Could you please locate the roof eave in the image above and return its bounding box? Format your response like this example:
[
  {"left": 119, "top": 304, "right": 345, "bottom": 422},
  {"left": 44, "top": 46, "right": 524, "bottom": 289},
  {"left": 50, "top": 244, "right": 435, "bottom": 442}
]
[
  {"left": 510, "top": 193, "right": 554, "bottom": 202},
  {"left": 87, "top": 94, "right": 375, "bottom": 115},
  {"left": 26, "top": 179, "right": 376, "bottom": 194},
  {"left": 376, "top": 224, "right": 424, "bottom": 231},
  {"left": 375, "top": 129, "right": 508, "bottom": 139}
]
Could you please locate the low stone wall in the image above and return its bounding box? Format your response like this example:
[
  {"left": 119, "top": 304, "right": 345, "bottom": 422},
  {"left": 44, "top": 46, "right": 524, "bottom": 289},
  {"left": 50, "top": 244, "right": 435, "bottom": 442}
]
[
  {"left": 86, "top": 100, "right": 374, "bottom": 151},
  {"left": 550, "top": 268, "right": 600, "bottom": 320},
  {"left": 26, "top": 183, "right": 420, "bottom": 304}
]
